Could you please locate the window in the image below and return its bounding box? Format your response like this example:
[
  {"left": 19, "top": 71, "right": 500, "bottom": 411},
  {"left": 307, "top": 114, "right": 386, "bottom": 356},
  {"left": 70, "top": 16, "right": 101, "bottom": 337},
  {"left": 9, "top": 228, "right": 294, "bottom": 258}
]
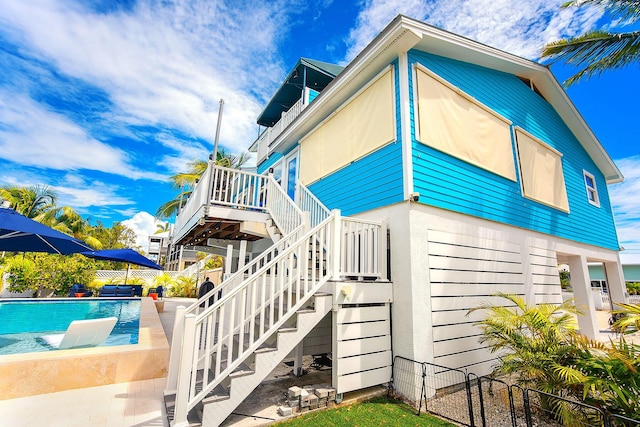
[
  {"left": 583, "top": 170, "right": 600, "bottom": 207},
  {"left": 415, "top": 65, "right": 516, "bottom": 181},
  {"left": 299, "top": 67, "right": 395, "bottom": 185},
  {"left": 515, "top": 128, "right": 569, "bottom": 212}
]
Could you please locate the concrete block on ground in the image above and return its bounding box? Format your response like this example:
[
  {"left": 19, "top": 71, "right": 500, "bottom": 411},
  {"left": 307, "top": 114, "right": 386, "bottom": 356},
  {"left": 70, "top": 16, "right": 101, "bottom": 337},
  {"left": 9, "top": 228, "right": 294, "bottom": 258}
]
[
  {"left": 287, "top": 386, "right": 302, "bottom": 399},
  {"left": 278, "top": 406, "right": 293, "bottom": 417}
]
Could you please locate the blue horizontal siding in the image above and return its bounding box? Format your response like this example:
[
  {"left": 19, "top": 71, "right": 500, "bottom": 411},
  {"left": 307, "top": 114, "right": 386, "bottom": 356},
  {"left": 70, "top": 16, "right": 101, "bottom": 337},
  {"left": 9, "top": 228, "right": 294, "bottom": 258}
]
[
  {"left": 308, "top": 142, "right": 404, "bottom": 216},
  {"left": 409, "top": 50, "right": 618, "bottom": 250},
  {"left": 257, "top": 152, "right": 284, "bottom": 174}
]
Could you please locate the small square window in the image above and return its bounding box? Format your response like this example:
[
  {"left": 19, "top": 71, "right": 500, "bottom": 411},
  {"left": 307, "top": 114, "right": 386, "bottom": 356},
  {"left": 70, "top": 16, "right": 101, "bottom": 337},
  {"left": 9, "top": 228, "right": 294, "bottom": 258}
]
[{"left": 583, "top": 170, "right": 600, "bottom": 207}]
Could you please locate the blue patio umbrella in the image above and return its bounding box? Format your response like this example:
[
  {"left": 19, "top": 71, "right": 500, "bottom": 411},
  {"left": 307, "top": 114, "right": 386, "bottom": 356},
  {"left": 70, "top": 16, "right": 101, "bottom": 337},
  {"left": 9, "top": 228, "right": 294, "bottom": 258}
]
[
  {"left": 80, "top": 248, "right": 162, "bottom": 285},
  {"left": 80, "top": 248, "right": 162, "bottom": 270},
  {"left": 0, "top": 207, "right": 93, "bottom": 254}
]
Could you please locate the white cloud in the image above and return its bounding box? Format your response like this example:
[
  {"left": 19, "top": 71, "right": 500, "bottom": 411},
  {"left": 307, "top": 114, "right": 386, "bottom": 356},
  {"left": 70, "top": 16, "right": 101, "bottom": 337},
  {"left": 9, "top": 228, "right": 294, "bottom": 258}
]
[
  {"left": 0, "top": 0, "right": 294, "bottom": 157},
  {"left": 610, "top": 156, "right": 640, "bottom": 254},
  {"left": 0, "top": 91, "right": 165, "bottom": 180},
  {"left": 121, "top": 211, "right": 165, "bottom": 251},
  {"left": 345, "top": 0, "right": 604, "bottom": 61}
]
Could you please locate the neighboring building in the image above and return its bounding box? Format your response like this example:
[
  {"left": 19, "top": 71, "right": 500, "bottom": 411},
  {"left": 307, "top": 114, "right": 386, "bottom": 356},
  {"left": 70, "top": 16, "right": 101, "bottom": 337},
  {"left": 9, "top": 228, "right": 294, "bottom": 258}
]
[
  {"left": 163, "top": 242, "right": 198, "bottom": 272},
  {"left": 165, "top": 15, "right": 628, "bottom": 427},
  {"left": 147, "top": 232, "right": 169, "bottom": 265},
  {"left": 589, "top": 253, "right": 640, "bottom": 288}
]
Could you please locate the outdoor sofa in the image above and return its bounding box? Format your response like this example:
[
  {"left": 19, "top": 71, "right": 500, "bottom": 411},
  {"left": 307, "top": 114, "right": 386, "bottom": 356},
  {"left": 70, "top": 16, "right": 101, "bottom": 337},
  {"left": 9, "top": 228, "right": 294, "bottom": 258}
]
[{"left": 99, "top": 285, "right": 134, "bottom": 297}]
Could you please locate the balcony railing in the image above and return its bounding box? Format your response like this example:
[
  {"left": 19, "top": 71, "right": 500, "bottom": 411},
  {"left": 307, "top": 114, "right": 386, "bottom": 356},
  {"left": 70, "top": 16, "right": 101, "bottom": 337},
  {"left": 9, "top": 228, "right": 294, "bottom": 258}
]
[{"left": 256, "top": 97, "right": 307, "bottom": 163}]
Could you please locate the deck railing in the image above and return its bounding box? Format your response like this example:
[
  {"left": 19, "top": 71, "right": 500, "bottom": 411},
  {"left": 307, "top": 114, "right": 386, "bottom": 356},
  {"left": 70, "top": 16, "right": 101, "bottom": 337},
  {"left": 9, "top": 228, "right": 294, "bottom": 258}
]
[
  {"left": 340, "top": 217, "right": 386, "bottom": 280},
  {"left": 255, "top": 97, "right": 307, "bottom": 163},
  {"left": 173, "top": 164, "right": 304, "bottom": 244}
]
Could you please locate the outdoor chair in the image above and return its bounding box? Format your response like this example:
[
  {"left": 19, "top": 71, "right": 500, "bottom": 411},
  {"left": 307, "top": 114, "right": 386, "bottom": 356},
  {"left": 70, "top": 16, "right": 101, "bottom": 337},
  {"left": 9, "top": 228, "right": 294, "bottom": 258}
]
[
  {"left": 148, "top": 285, "right": 163, "bottom": 298},
  {"left": 68, "top": 284, "right": 93, "bottom": 297},
  {"left": 40, "top": 317, "right": 118, "bottom": 350}
]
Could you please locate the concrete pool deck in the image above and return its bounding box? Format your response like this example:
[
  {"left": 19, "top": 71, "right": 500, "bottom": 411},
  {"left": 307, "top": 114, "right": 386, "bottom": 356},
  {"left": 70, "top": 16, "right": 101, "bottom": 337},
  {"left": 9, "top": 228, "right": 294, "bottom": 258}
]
[{"left": 0, "top": 297, "right": 169, "bottom": 400}]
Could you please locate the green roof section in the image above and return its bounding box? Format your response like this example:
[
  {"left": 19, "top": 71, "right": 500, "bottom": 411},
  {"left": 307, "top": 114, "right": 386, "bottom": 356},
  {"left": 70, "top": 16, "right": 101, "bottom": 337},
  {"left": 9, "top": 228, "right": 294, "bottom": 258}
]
[{"left": 256, "top": 58, "right": 344, "bottom": 127}]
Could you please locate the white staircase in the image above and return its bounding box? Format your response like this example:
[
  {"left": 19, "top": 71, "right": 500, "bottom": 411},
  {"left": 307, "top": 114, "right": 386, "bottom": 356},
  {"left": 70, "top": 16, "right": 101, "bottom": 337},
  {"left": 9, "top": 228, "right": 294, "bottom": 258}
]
[
  {"left": 200, "top": 293, "right": 332, "bottom": 426},
  {"left": 165, "top": 165, "right": 386, "bottom": 427}
]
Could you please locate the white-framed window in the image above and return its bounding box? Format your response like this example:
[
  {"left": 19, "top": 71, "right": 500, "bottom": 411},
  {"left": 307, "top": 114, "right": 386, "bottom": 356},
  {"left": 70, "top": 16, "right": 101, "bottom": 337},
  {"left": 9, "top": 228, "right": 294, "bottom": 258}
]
[{"left": 583, "top": 170, "right": 600, "bottom": 207}]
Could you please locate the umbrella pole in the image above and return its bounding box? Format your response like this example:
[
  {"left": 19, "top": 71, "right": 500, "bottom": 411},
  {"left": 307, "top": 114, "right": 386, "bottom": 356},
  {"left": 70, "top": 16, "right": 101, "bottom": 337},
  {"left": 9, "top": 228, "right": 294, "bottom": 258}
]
[{"left": 124, "top": 264, "right": 131, "bottom": 285}]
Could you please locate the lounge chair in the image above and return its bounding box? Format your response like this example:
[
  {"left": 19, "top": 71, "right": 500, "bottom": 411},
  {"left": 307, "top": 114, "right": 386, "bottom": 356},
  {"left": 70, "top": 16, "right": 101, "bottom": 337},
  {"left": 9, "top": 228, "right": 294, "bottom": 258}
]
[{"left": 41, "top": 317, "right": 118, "bottom": 350}]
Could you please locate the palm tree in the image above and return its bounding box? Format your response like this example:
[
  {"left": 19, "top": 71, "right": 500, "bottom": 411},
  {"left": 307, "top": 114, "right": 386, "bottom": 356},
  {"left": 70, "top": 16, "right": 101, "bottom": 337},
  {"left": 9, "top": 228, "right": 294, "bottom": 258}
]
[
  {"left": 541, "top": 0, "right": 640, "bottom": 85},
  {"left": 468, "top": 293, "right": 580, "bottom": 391},
  {"left": 0, "top": 184, "right": 57, "bottom": 220},
  {"left": 55, "top": 206, "right": 104, "bottom": 249},
  {"left": 612, "top": 302, "right": 640, "bottom": 332},
  {"left": 155, "top": 222, "right": 170, "bottom": 234},
  {"left": 155, "top": 149, "right": 250, "bottom": 220}
]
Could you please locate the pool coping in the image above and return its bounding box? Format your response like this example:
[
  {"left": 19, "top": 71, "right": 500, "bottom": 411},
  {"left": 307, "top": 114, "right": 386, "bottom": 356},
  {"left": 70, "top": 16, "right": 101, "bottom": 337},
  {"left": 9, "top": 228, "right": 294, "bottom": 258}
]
[{"left": 0, "top": 297, "right": 169, "bottom": 400}]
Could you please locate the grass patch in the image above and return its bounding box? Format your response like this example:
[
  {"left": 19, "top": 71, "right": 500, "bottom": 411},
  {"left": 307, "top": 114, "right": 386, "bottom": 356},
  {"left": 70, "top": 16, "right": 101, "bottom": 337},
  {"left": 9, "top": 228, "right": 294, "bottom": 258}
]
[{"left": 274, "top": 396, "right": 455, "bottom": 426}]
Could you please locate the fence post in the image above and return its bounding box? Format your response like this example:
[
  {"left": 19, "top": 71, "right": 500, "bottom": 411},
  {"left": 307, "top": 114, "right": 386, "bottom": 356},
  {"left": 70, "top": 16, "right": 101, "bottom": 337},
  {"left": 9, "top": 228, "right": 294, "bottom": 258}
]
[
  {"left": 522, "top": 388, "right": 533, "bottom": 427},
  {"left": 165, "top": 305, "right": 186, "bottom": 394},
  {"left": 172, "top": 314, "right": 197, "bottom": 427},
  {"left": 331, "top": 210, "right": 342, "bottom": 280},
  {"left": 465, "top": 372, "right": 476, "bottom": 427}
]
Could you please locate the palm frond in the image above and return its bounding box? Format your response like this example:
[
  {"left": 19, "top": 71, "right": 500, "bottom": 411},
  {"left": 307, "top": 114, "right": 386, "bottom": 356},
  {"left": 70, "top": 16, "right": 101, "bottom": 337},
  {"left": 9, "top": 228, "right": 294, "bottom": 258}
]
[
  {"left": 562, "top": 1, "right": 640, "bottom": 22},
  {"left": 542, "top": 29, "right": 640, "bottom": 85}
]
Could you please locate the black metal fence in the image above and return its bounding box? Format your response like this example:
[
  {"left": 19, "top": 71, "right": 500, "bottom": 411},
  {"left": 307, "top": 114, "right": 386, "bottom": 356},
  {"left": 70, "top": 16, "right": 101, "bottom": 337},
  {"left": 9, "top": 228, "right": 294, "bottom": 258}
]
[{"left": 390, "top": 356, "right": 640, "bottom": 427}]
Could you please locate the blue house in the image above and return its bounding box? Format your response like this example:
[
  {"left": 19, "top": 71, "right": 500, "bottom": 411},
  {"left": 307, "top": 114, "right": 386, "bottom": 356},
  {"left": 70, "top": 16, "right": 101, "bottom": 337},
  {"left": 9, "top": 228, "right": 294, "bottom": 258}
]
[{"left": 165, "top": 15, "right": 627, "bottom": 426}]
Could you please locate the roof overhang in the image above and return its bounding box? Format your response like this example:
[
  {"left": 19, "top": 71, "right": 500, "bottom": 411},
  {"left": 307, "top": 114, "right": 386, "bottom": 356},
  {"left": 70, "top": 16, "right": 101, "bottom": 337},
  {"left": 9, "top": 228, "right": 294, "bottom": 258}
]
[{"left": 269, "top": 14, "right": 622, "bottom": 184}]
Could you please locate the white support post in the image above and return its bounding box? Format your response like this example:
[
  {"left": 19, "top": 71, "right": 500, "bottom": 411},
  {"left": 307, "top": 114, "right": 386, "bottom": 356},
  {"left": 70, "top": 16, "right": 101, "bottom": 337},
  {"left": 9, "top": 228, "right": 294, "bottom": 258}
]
[
  {"left": 331, "top": 210, "right": 342, "bottom": 281},
  {"left": 172, "top": 314, "right": 197, "bottom": 427},
  {"left": 293, "top": 342, "right": 304, "bottom": 377},
  {"left": 165, "top": 305, "right": 186, "bottom": 395},
  {"left": 301, "top": 211, "right": 311, "bottom": 233},
  {"left": 238, "top": 240, "right": 248, "bottom": 272},
  {"left": 567, "top": 255, "right": 599, "bottom": 339},
  {"left": 378, "top": 220, "right": 388, "bottom": 281},
  {"left": 604, "top": 259, "right": 628, "bottom": 309},
  {"left": 224, "top": 243, "right": 234, "bottom": 280}
]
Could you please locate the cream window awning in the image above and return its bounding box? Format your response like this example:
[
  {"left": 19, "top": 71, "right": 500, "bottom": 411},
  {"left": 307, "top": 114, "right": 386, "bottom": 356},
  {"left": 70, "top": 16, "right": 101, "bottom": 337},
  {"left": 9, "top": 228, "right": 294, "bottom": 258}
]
[
  {"left": 415, "top": 66, "right": 516, "bottom": 181},
  {"left": 299, "top": 68, "right": 395, "bottom": 185},
  {"left": 515, "top": 129, "right": 569, "bottom": 212}
]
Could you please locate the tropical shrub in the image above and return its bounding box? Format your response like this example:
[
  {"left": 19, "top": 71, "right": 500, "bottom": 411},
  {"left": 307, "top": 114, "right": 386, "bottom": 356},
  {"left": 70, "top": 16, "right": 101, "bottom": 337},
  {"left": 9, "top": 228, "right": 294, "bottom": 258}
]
[
  {"left": 204, "top": 255, "right": 223, "bottom": 270},
  {"left": 169, "top": 275, "right": 197, "bottom": 297},
  {"left": 153, "top": 272, "right": 175, "bottom": 289},
  {"left": 469, "top": 294, "right": 640, "bottom": 424},
  {"left": 5, "top": 254, "right": 96, "bottom": 297},
  {"left": 626, "top": 282, "right": 640, "bottom": 295}
]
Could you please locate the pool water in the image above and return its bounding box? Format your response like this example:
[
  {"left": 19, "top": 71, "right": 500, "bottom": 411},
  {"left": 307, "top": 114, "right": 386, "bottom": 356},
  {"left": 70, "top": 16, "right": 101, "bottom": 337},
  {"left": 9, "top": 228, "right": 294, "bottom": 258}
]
[{"left": 0, "top": 298, "right": 141, "bottom": 355}]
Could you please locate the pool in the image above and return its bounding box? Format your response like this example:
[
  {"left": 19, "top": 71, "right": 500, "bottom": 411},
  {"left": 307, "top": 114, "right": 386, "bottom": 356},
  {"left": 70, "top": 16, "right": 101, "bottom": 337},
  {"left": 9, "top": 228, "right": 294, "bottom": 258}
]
[{"left": 0, "top": 298, "right": 141, "bottom": 355}]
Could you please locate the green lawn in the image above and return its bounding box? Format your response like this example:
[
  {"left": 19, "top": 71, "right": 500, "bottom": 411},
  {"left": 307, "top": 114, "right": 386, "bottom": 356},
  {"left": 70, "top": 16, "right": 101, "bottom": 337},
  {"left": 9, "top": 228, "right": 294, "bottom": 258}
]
[{"left": 274, "top": 396, "right": 455, "bottom": 426}]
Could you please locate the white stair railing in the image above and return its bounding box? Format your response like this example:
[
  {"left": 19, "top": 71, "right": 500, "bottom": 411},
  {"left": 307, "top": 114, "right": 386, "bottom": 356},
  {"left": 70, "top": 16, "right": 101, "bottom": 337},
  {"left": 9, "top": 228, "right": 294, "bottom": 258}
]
[
  {"left": 172, "top": 214, "right": 336, "bottom": 424},
  {"left": 298, "top": 183, "right": 331, "bottom": 227}
]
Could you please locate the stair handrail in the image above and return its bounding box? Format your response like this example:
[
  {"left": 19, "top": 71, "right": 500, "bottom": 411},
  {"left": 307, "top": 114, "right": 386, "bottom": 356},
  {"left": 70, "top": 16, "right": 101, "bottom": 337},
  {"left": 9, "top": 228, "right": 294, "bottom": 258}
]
[
  {"left": 173, "top": 213, "right": 338, "bottom": 421},
  {"left": 183, "top": 223, "right": 306, "bottom": 316},
  {"left": 297, "top": 182, "right": 330, "bottom": 227},
  {"left": 265, "top": 174, "right": 304, "bottom": 235}
]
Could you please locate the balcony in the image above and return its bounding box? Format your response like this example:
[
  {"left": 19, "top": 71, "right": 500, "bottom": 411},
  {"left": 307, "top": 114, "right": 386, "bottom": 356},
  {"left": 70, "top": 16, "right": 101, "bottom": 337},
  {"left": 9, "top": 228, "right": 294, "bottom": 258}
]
[{"left": 255, "top": 96, "right": 307, "bottom": 163}]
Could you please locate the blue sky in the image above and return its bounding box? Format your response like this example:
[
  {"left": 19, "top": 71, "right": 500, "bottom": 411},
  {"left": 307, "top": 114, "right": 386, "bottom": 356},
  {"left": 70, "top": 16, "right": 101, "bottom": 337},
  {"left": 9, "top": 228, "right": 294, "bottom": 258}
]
[{"left": 0, "top": 0, "right": 638, "bottom": 253}]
